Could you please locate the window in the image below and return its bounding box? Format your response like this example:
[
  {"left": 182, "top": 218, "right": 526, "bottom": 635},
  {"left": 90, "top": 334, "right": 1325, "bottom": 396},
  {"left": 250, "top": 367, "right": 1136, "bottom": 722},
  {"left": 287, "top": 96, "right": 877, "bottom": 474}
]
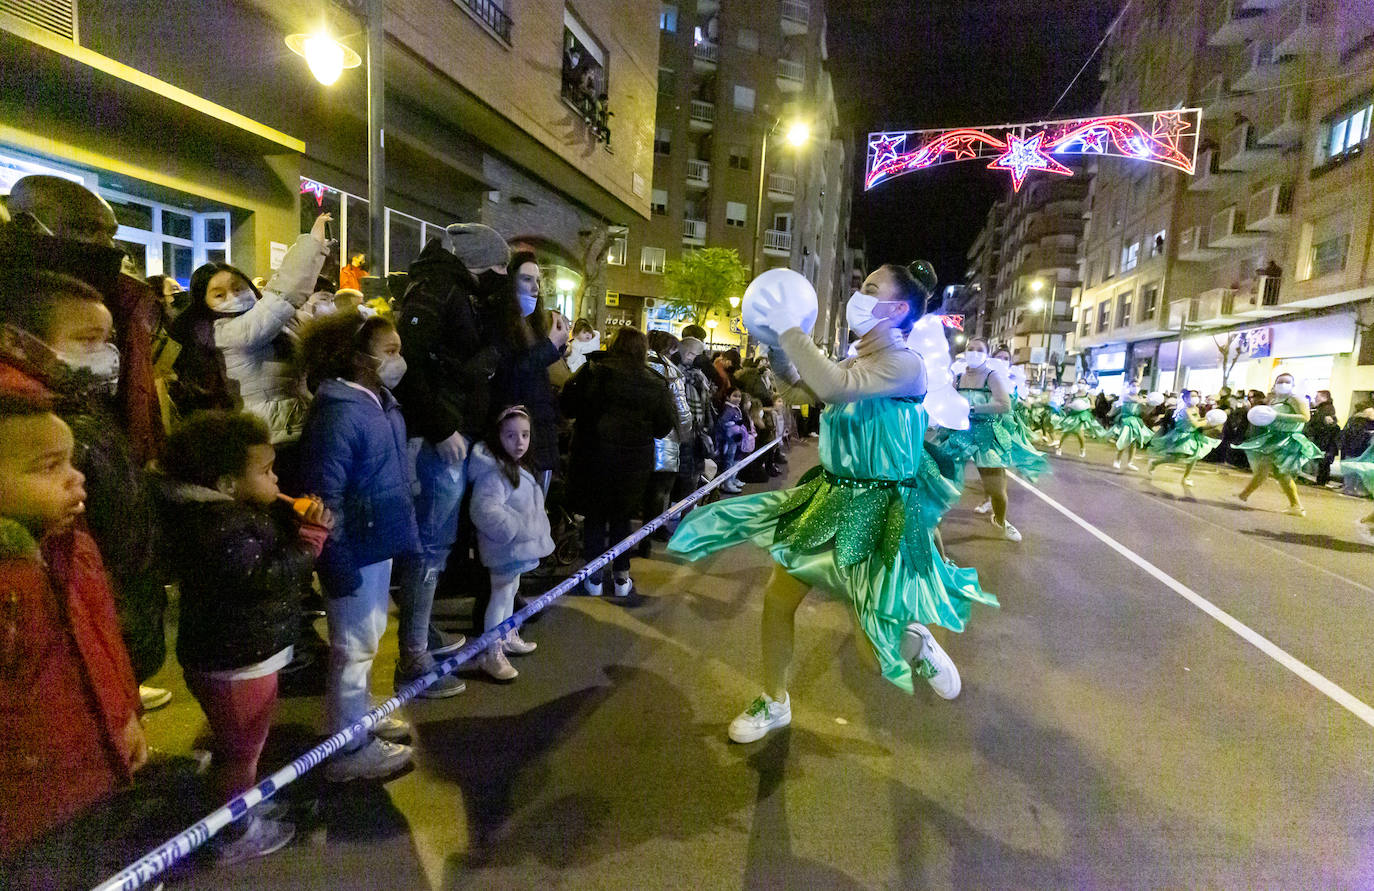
[
  {"left": 1097, "top": 300, "right": 1111, "bottom": 333},
  {"left": 726, "top": 201, "right": 747, "bottom": 228},
  {"left": 606, "top": 228, "right": 627, "bottom": 266},
  {"left": 1121, "top": 240, "right": 1140, "bottom": 273},
  {"left": 1300, "top": 214, "right": 1352, "bottom": 279},
  {"left": 1106, "top": 241, "right": 1120, "bottom": 279},
  {"left": 737, "top": 27, "right": 759, "bottom": 51},
  {"left": 563, "top": 13, "right": 609, "bottom": 145},
  {"left": 1314, "top": 97, "right": 1372, "bottom": 168},
  {"left": 385, "top": 208, "right": 426, "bottom": 276},
  {"left": 654, "top": 126, "right": 671, "bottom": 155},
  {"left": 1116, "top": 289, "right": 1133, "bottom": 327},
  {"left": 640, "top": 246, "right": 666, "bottom": 274},
  {"left": 1140, "top": 283, "right": 1159, "bottom": 320},
  {"left": 728, "top": 145, "right": 751, "bottom": 170},
  {"left": 1080, "top": 309, "right": 1091, "bottom": 337},
  {"left": 658, "top": 67, "right": 676, "bottom": 98},
  {"left": 1150, "top": 229, "right": 1166, "bottom": 257},
  {"left": 733, "top": 84, "right": 755, "bottom": 112},
  {"left": 651, "top": 189, "right": 668, "bottom": 215},
  {"left": 659, "top": 3, "right": 677, "bottom": 32},
  {"left": 1310, "top": 233, "right": 1351, "bottom": 279}
]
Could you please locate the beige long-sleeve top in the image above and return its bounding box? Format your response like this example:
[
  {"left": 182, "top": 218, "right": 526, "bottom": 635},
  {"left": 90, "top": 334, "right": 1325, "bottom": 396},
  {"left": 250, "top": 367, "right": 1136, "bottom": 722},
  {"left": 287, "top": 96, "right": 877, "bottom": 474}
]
[{"left": 774, "top": 326, "right": 925, "bottom": 405}]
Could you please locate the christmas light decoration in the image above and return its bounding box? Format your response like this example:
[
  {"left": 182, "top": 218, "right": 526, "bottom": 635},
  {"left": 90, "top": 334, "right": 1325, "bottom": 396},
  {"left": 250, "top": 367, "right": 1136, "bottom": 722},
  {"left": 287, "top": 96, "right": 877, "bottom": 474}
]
[{"left": 865, "top": 108, "right": 1200, "bottom": 192}]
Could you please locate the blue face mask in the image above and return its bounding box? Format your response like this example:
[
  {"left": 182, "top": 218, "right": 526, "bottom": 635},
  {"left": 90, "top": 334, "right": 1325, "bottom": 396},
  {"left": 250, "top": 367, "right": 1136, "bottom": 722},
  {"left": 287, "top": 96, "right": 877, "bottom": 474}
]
[{"left": 216, "top": 288, "right": 255, "bottom": 315}]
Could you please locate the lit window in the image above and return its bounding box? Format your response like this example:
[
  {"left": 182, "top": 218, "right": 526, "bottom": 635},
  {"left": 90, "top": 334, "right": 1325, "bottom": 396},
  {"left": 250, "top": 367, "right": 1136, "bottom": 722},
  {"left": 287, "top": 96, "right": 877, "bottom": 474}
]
[
  {"left": 1116, "top": 290, "right": 1133, "bottom": 327},
  {"left": 726, "top": 201, "right": 747, "bottom": 228},
  {"left": 733, "top": 84, "right": 755, "bottom": 112},
  {"left": 1314, "top": 98, "right": 1372, "bottom": 168},
  {"left": 659, "top": 3, "right": 677, "bottom": 32},
  {"left": 1140, "top": 284, "right": 1158, "bottom": 320},
  {"left": 1150, "top": 229, "right": 1166, "bottom": 257},
  {"left": 1097, "top": 300, "right": 1110, "bottom": 332},
  {"left": 1121, "top": 241, "right": 1140, "bottom": 272},
  {"left": 640, "top": 246, "right": 666, "bottom": 274}
]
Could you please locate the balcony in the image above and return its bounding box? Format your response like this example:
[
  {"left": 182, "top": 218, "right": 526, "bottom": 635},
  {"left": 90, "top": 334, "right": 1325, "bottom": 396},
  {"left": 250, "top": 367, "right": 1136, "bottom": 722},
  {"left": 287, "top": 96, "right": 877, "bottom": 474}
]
[
  {"left": 1188, "top": 147, "right": 1232, "bottom": 191},
  {"left": 1220, "top": 122, "right": 1281, "bottom": 171},
  {"left": 1178, "top": 224, "right": 1223, "bottom": 261},
  {"left": 1209, "top": 205, "right": 1267, "bottom": 249},
  {"left": 763, "top": 229, "right": 793, "bottom": 256},
  {"left": 457, "top": 0, "right": 513, "bottom": 43},
  {"left": 777, "top": 58, "right": 805, "bottom": 92},
  {"left": 1246, "top": 183, "right": 1293, "bottom": 232},
  {"left": 1167, "top": 297, "right": 1201, "bottom": 328},
  {"left": 1233, "top": 40, "right": 1284, "bottom": 92},
  {"left": 693, "top": 42, "right": 718, "bottom": 72},
  {"left": 689, "top": 100, "right": 715, "bottom": 132},
  {"left": 1208, "top": 0, "right": 1268, "bottom": 46},
  {"left": 696, "top": 0, "right": 719, "bottom": 13},
  {"left": 685, "top": 158, "right": 710, "bottom": 189},
  {"left": 1258, "top": 90, "right": 1304, "bottom": 146},
  {"left": 1275, "top": 0, "right": 1322, "bottom": 57},
  {"left": 1234, "top": 275, "right": 1286, "bottom": 317},
  {"left": 682, "top": 218, "right": 706, "bottom": 246},
  {"left": 1195, "top": 287, "right": 1240, "bottom": 326},
  {"left": 767, "top": 173, "right": 796, "bottom": 202},
  {"left": 781, "top": 0, "right": 809, "bottom": 36}
]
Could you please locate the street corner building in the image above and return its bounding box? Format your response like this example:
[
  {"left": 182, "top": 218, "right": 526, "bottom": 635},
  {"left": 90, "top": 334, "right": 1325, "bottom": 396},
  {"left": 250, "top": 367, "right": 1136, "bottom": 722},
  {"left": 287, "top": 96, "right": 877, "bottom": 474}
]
[{"left": 0, "top": 0, "right": 660, "bottom": 309}]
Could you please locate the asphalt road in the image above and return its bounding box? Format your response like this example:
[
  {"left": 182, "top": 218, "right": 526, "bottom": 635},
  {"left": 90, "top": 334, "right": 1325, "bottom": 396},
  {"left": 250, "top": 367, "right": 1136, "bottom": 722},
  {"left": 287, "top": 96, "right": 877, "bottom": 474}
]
[{"left": 129, "top": 437, "right": 1374, "bottom": 890}]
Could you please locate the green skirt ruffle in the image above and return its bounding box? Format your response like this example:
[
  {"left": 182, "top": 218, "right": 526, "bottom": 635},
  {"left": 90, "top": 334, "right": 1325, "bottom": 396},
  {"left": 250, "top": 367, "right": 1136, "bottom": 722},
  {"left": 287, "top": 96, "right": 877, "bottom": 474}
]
[
  {"left": 1337, "top": 442, "right": 1374, "bottom": 495},
  {"left": 667, "top": 464, "right": 997, "bottom": 693},
  {"left": 936, "top": 416, "right": 1051, "bottom": 482},
  {"left": 1055, "top": 409, "right": 1107, "bottom": 438},
  {"left": 1149, "top": 424, "right": 1219, "bottom": 463},
  {"left": 1237, "top": 425, "right": 1324, "bottom": 476},
  {"left": 1108, "top": 415, "right": 1154, "bottom": 450}
]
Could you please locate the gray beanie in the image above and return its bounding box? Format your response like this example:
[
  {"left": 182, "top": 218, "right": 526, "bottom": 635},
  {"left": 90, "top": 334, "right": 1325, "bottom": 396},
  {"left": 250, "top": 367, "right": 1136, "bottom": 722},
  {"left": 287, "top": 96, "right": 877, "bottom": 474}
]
[
  {"left": 444, "top": 223, "right": 510, "bottom": 271},
  {"left": 679, "top": 336, "right": 706, "bottom": 355}
]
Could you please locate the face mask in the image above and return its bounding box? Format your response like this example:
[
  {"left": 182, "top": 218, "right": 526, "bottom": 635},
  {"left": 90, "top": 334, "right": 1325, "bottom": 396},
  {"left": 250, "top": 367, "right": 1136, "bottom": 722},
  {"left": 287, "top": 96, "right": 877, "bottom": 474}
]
[
  {"left": 217, "top": 288, "right": 255, "bottom": 315},
  {"left": 373, "top": 354, "right": 407, "bottom": 389},
  {"left": 518, "top": 293, "right": 539, "bottom": 317},
  {"left": 845, "top": 291, "right": 881, "bottom": 336},
  {"left": 965, "top": 351, "right": 988, "bottom": 368},
  {"left": 1273, "top": 382, "right": 1293, "bottom": 395},
  {"left": 57, "top": 342, "right": 121, "bottom": 389}
]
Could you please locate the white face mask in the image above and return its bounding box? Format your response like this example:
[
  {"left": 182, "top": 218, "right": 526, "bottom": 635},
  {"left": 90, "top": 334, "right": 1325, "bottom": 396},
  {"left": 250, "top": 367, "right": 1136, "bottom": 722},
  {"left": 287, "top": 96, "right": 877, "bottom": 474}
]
[
  {"left": 518, "top": 293, "right": 539, "bottom": 317},
  {"left": 373, "top": 354, "right": 407, "bottom": 389},
  {"left": 846, "top": 291, "right": 896, "bottom": 337},
  {"left": 965, "top": 350, "right": 988, "bottom": 368},
  {"left": 1273, "top": 381, "right": 1293, "bottom": 395},
  {"left": 57, "top": 342, "right": 121, "bottom": 389},
  {"left": 217, "top": 288, "right": 256, "bottom": 315}
]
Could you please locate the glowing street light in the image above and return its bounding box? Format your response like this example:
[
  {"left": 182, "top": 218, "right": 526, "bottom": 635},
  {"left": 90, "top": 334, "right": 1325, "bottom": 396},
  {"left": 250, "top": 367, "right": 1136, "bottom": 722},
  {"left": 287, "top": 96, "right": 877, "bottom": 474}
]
[
  {"left": 705, "top": 318, "right": 719, "bottom": 329},
  {"left": 785, "top": 120, "right": 811, "bottom": 148},
  {"left": 728, "top": 295, "right": 741, "bottom": 308},
  {"left": 1029, "top": 296, "right": 1046, "bottom": 311},
  {"left": 286, "top": 32, "right": 361, "bottom": 86},
  {"left": 1030, "top": 278, "right": 1045, "bottom": 293}
]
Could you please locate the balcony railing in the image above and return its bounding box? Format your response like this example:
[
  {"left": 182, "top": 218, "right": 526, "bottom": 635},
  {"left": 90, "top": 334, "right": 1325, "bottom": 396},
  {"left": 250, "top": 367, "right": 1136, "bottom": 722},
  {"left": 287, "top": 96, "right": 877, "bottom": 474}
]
[
  {"left": 781, "top": 0, "right": 809, "bottom": 33},
  {"left": 689, "top": 100, "right": 715, "bottom": 129},
  {"left": 686, "top": 158, "right": 710, "bottom": 188},
  {"left": 694, "top": 42, "right": 718, "bottom": 66},
  {"left": 683, "top": 219, "right": 706, "bottom": 244},
  {"left": 777, "top": 58, "right": 805, "bottom": 86},
  {"left": 456, "top": 0, "right": 513, "bottom": 43},
  {"left": 763, "top": 229, "right": 793, "bottom": 253},
  {"left": 767, "top": 173, "right": 796, "bottom": 200}
]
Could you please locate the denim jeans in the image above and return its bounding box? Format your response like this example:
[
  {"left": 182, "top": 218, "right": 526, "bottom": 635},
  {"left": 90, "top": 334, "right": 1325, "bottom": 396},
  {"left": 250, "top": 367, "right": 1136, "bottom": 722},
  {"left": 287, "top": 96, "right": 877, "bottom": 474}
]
[
  {"left": 325, "top": 558, "right": 394, "bottom": 746},
  {"left": 397, "top": 437, "right": 468, "bottom": 663}
]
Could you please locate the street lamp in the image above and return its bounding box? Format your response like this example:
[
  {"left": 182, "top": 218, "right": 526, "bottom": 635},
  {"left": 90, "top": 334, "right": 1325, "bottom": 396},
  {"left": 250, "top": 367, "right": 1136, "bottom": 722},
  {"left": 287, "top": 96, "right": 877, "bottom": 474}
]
[
  {"left": 286, "top": 31, "right": 361, "bottom": 86},
  {"left": 750, "top": 117, "right": 812, "bottom": 280},
  {"left": 1027, "top": 278, "right": 1050, "bottom": 385},
  {"left": 728, "top": 295, "right": 741, "bottom": 309}
]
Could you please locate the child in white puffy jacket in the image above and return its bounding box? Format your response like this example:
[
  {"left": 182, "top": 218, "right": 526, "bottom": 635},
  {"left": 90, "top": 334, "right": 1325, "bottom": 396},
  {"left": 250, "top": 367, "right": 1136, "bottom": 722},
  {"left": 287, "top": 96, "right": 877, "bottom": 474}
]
[{"left": 467, "top": 405, "right": 555, "bottom": 681}]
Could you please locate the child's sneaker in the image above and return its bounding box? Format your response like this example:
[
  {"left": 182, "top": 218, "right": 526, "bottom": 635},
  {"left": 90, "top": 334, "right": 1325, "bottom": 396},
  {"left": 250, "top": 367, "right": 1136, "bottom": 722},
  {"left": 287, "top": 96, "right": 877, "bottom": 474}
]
[
  {"left": 478, "top": 643, "right": 518, "bottom": 682},
  {"left": 900, "top": 623, "right": 961, "bottom": 700},
  {"left": 502, "top": 629, "right": 537, "bottom": 656},
  {"left": 728, "top": 693, "right": 791, "bottom": 743},
  {"left": 215, "top": 814, "right": 295, "bottom": 865},
  {"left": 325, "top": 738, "right": 412, "bottom": 782},
  {"left": 374, "top": 714, "right": 411, "bottom": 743},
  {"left": 583, "top": 576, "right": 603, "bottom": 597}
]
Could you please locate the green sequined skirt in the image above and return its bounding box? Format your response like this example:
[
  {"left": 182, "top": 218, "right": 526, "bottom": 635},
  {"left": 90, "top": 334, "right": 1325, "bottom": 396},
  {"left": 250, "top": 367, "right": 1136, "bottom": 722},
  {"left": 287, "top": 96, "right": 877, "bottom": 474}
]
[
  {"left": 667, "top": 464, "right": 998, "bottom": 693},
  {"left": 1236, "top": 424, "right": 1324, "bottom": 476},
  {"left": 935, "top": 416, "right": 1051, "bottom": 482},
  {"left": 1108, "top": 415, "right": 1154, "bottom": 451},
  {"left": 1055, "top": 409, "right": 1107, "bottom": 438},
  {"left": 1149, "top": 424, "right": 1219, "bottom": 463},
  {"left": 1339, "top": 442, "right": 1374, "bottom": 495}
]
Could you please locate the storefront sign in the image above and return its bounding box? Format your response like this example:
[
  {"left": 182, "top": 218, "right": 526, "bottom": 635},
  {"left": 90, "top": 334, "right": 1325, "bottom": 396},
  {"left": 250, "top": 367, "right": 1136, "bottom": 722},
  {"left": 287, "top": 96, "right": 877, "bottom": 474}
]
[
  {"left": 1227, "top": 327, "right": 1271, "bottom": 359},
  {"left": 605, "top": 290, "right": 619, "bottom": 307}
]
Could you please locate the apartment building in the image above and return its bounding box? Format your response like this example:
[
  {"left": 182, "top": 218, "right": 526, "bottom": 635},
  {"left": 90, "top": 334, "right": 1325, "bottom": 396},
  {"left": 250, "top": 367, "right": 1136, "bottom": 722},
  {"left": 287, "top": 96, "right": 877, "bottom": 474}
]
[
  {"left": 1067, "top": 0, "right": 1374, "bottom": 411},
  {"left": 604, "top": 0, "right": 854, "bottom": 351},
  {"left": 0, "top": 0, "right": 657, "bottom": 294}
]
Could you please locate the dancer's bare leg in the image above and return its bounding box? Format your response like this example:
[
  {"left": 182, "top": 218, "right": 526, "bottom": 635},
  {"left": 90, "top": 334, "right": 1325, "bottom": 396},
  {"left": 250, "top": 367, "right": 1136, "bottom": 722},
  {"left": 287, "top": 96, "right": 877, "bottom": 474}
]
[
  {"left": 977, "top": 466, "right": 1009, "bottom": 525},
  {"left": 1239, "top": 459, "right": 1270, "bottom": 500},
  {"left": 762, "top": 563, "right": 811, "bottom": 702}
]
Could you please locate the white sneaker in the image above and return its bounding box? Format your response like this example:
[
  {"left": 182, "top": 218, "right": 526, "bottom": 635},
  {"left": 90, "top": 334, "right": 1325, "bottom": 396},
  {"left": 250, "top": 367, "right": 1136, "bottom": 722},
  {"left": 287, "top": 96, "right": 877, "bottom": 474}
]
[
  {"left": 478, "top": 643, "right": 518, "bottom": 682},
  {"left": 374, "top": 714, "right": 411, "bottom": 743},
  {"left": 216, "top": 814, "right": 295, "bottom": 865},
  {"left": 728, "top": 693, "right": 791, "bottom": 743},
  {"left": 973, "top": 499, "right": 993, "bottom": 515},
  {"left": 325, "top": 737, "right": 412, "bottom": 782},
  {"left": 614, "top": 576, "right": 634, "bottom": 598},
  {"left": 139, "top": 685, "right": 172, "bottom": 711},
  {"left": 900, "top": 623, "right": 961, "bottom": 700},
  {"left": 1127, "top": 462, "right": 1140, "bottom": 471},
  {"left": 1113, "top": 459, "right": 1121, "bottom": 470},
  {"left": 503, "top": 629, "right": 537, "bottom": 656},
  {"left": 1182, "top": 478, "right": 1195, "bottom": 487},
  {"left": 992, "top": 518, "right": 1022, "bottom": 542},
  {"left": 583, "top": 577, "right": 603, "bottom": 597},
  {"left": 1078, "top": 447, "right": 1087, "bottom": 458},
  {"left": 1284, "top": 506, "right": 1307, "bottom": 518}
]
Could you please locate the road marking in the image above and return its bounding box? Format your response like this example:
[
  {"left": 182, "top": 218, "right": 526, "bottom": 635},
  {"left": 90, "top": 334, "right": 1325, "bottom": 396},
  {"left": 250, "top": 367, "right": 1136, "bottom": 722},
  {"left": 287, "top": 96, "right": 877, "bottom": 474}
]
[{"left": 1010, "top": 473, "right": 1374, "bottom": 730}]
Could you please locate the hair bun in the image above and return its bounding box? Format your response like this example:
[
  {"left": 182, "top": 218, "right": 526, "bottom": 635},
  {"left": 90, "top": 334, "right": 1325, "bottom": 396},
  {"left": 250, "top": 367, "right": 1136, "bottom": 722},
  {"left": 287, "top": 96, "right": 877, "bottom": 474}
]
[{"left": 906, "top": 260, "right": 937, "bottom": 296}]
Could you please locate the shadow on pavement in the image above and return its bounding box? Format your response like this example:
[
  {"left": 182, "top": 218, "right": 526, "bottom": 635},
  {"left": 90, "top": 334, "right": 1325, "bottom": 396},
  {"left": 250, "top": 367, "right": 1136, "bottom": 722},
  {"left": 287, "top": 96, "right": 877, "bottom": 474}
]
[{"left": 1242, "top": 528, "right": 1374, "bottom": 554}]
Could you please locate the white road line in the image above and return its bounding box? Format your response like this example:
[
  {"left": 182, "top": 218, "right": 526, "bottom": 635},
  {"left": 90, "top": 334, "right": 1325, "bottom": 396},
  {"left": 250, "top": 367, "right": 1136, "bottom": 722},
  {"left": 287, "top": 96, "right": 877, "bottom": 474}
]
[{"left": 1009, "top": 473, "right": 1374, "bottom": 731}]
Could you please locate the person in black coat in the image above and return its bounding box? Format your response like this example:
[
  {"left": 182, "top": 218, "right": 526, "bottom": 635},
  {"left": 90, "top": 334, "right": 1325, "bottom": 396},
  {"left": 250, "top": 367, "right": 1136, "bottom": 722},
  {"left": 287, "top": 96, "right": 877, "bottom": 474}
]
[
  {"left": 561, "top": 327, "right": 675, "bottom": 606},
  {"left": 1304, "top": 389, "right": 1340, "bottom": 484}
]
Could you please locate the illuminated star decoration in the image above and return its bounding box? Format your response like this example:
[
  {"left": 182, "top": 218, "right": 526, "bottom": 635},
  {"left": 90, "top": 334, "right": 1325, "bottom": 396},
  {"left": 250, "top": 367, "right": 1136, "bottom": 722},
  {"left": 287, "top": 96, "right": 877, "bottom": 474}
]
[
  {"left": 300, "top": 178, "right": 330, "bottom": 207},
  {"left": 1079, "top": 129, "right": 1108, "bottom": 153},
  {"left": 869, "top": 134, "right": 904, "bottom": 168},
  {"left": 987, "top": 132, "right": 1072, "bottom": 191}
]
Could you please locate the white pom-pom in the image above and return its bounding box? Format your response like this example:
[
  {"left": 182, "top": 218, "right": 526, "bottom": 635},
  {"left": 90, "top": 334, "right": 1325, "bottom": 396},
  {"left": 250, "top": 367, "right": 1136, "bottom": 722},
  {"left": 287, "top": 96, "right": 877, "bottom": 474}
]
[
  {"left": 741, "top": 269, "right": 817, "bottom": 345},
  {"left": 1069, "top": 398, "right": 1091, "bottom": 412},
  {"left": 1146, "top": 391, "right": 1166, "bottom": 406},
  {"left": 1247, "top": 404, "right": 1277, "bottom": 427},
  {"left": 1205, "top": 408, "right": 1228, "bottom": 426}
]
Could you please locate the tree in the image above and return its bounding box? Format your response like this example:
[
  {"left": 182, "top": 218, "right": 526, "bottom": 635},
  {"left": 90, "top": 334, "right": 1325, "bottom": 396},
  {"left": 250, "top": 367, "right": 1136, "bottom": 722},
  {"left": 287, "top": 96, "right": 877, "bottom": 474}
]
[
  {"left": 572, "top": 223, "right": 612, "bottom": 324},
  {"left": 661, "top": 247, "right": 748, "bottom": 325},
  {"left": 1215, "top": 333, "right": 1243, "bottom": 388}
]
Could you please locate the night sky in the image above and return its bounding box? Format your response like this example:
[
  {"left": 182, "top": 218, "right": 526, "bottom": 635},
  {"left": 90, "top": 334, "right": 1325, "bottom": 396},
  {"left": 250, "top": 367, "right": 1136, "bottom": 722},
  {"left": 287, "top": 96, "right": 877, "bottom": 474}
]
[{"left": 828, "top": 0, "right": 1122, "bottom": 288}]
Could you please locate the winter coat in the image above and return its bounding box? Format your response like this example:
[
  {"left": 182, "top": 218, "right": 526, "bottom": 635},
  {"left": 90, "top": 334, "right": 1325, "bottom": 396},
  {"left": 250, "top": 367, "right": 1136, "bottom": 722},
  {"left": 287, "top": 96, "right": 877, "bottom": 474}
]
[
  {"left": 393, "top": 239, "right": 508, "bottom": 444},
  {"left": 467, "top": 442, "right": 555, "bottom": 569},
  {"left": 1305, "top": 401, "right": 1340, "bottom": 451},
  {"left": 560, "top": 352, "right": 676, "bottom": 516},
  {"left": 0, "top": 520, "right": 141, "bottom": 857},
  {"left": 1341, "top": 413, "right": 1373, "bottom": 458},
  {"left": 491, "top": 325, "right": 564, "bottom": 474},
  {"left": 157, "top": 484, "right": 313, "bottom": 672},
  {"left": 565, "top": 332, "right": 600, "bottom": 374},
  {"left": 734, "top": 365, "right": 775, "bottom": 406},
  {"left": 647, "top": 351, "right": 694, "bottom": 473},
  {"left": 299, "top": 378, "right": 421, "bottom": 593},
  {"left": 677, "top": 359, "right": 717, "bottom": 468},
  {"left": 0, "top": 223, "right": 165, "bottom": 463},
  {"left": 213, "top": 234, "right": 328, "bottom": 443},
  {"left": 715, "top": 402, "right": 748, "bottom": 455}
]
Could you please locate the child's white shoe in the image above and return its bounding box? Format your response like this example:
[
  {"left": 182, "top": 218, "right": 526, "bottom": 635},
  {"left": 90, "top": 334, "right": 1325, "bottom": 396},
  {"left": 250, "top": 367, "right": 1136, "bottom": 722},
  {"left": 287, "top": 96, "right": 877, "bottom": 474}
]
[
  {"left": 479, "top": 643, "right": 518, "bottom": 682},
  {"left": 502, "top": 629, "right": 537, "bottom": 656}
]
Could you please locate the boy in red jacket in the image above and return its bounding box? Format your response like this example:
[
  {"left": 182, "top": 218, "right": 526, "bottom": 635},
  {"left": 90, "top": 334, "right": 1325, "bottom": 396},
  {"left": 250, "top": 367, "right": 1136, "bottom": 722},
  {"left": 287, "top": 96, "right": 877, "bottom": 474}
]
[{"left": 0, "top": 387, "right": 145, "bottom": 880}]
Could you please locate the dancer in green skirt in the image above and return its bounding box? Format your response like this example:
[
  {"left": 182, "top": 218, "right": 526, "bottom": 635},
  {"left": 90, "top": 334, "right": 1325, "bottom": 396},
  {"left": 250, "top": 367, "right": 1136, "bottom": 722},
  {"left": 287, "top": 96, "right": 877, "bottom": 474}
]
[
  {"left": 1107, "top": 383, "right": 1154, "bottom": 471},
  {"left": 669, "top": 263, "right": 997, "bottom": 744},
  {"left": 1338, "top": 437, "right": 1374, "bottom": 541},
  {"left": 1146, "top": 389, "right": 1219, "bottom": 487},
  {"left": 1055, "top": 381, "right": 1107, "bottom": 457},
  {"left": 1236, "top": 372, "right": 1322, "bottom": 517}
]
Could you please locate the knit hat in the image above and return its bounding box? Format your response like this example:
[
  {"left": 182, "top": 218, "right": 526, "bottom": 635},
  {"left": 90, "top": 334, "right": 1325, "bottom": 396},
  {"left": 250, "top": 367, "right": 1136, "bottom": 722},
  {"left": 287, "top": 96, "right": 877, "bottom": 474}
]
[
  {"left": 679, "top": 336, "right": 705, "bottom": 356},
  {"left": 444, "top": 223, "right": 510, "bottom": 271}
]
